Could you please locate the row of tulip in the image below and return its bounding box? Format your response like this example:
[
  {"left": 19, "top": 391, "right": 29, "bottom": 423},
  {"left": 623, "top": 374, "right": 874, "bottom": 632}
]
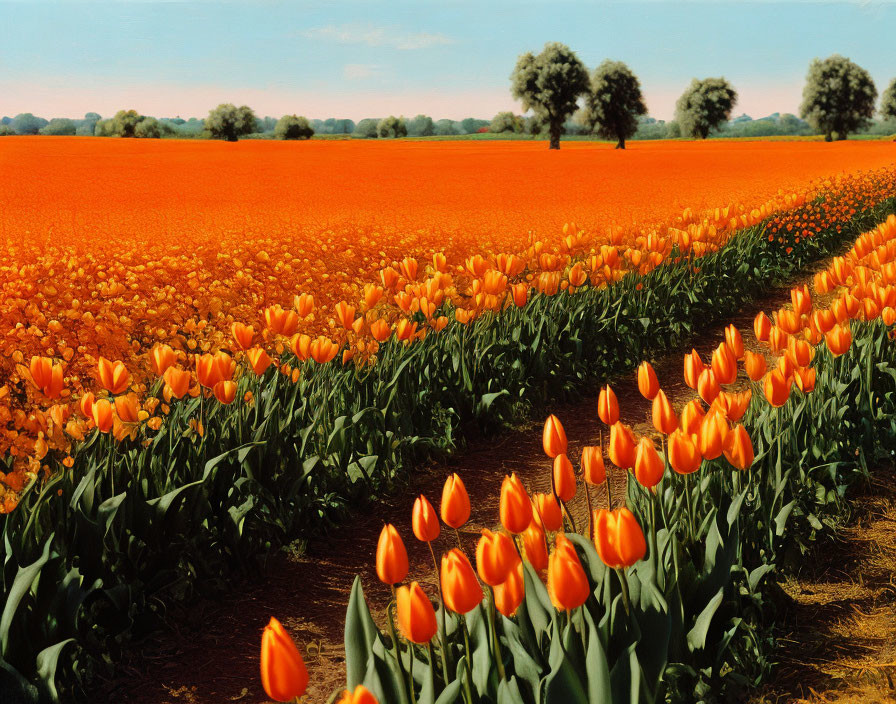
[
  {"left": 259, "top": 214, "right": 896, "bottom": 703},
  {"left": 3, "top": 192, "right": 896, "bottom": 702}
]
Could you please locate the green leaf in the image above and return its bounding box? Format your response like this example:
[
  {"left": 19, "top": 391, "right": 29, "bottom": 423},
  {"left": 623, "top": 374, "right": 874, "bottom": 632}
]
[
  {"left": 686, "top": 587, "right": 724, "bottom": 652},
  {"left": 344, "top": 576, "right": 381, "bottom": 688}
]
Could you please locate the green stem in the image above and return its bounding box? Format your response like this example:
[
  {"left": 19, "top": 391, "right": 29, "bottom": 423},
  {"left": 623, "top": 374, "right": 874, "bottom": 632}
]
[
  {"left": 428, "top": 541, "right": 451, "bottom": 679},
  {"left": 460, "top": 617, "right": 474, "bottom": 704},
  {"left": 487, "top": 588, "right": 506, "bottom": 682},
  {"left": 388, "top": 584, "right": 412, "bottom": 702},
  {"left": 616, "top": 567, "right": 632, "bottom": 616}
]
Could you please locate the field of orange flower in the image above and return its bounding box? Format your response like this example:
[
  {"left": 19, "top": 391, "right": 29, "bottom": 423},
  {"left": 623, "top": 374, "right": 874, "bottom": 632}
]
[{"left": 3, "top": 136, "right": 896, "bottom": 702}]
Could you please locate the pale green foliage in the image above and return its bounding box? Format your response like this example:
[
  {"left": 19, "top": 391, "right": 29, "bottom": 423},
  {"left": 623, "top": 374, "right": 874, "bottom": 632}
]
[
  {"left": 800, "top": 55, "right": 877, "bottom": 141},
  {"left": 510, "top": 42, "right": 589, "bottom": 148},
  {"left": 407, "top": 114, "right": 435, "bottom": 136},
  {"left": 11, "top": 113, "right": 48, "bottom": 135},
  {"left": 584, "top": 60, "right": 647, "bottom": 148},
  {"left": 675, "top": 78, "right": 738, "bottom": 139},
  {"left": 376, "top": 115, "right": 407, "bottom": 138},
  {"left": 274, "top": 115, "right": 314, "bottom": 140},
  {"left": 353, "top": 118, "right": 379, "bottom": 138},
  {"left": 881, "top": 78, "right": 896, "bottom": 122},
  {"left": 489, "top": 111, "right": 523, "bottom": 133},
  {"left": 205, "top": 103, "right": 258, "bottom": 142},
  {"left": 39, "top": 118, "right": 77, "bottom": 136},
  {"left": 0, "top": 124, "right": 13, "bottom": 136}
]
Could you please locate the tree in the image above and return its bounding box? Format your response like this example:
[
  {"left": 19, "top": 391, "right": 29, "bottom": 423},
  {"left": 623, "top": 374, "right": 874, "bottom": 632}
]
[
  {"left": 109, "top": 110, "right": 143, "bottom": 137},
  {"left": 376, "top": 115, "right": 407, "bottom": 138},
  {"left": 490, "top": 112, "right": 523, "bottom": 133},
  {"left": 0, "top": 124, "right": 13, "bottom": 137},
  {"left": 39, "top": 118, "right": 77, "bottom": 136},
  {"left": 459, "top": 117, "right": 489, "bottom": 134},
  {"left": 800, "top": 55, "right": 877, "bottom": 141},
  {"left": 11, "top": 113, "right": 48, "bottom": 135},
  {"left": 510, "top": 42, "right": 589, "bottom": 149},
  {"left": 134, "top": 117, "right": 163, "bottom": 138},
  {"left": 275, "top": 115, "right": 314, "bottom": 140},
  {"left": 205, "top": 104, "right": 258, "bottom": 142},
  {"left": 407, "top": 114, "right": 435, "bottom": 137},
  {"left": 583, "top": 60, "right": 647, "bottom": 149},
  {"left": 353, "top": 119, "right": 379, "bottom": 138},
  {"left": 880, "top": 77, "right": 896, "bottom": 122},
  {"left": 675, "top": 78, "right": 738, "bottom": 139},
  {"left": 433, "top": 119, "right": 458, "bottom": 136}
]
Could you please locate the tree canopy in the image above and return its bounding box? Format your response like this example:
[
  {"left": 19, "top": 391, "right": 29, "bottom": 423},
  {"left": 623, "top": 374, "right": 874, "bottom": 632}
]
[
  {"left": 376, "top": 116, "right": 407, "bottom": 139},
  {"left": 675, "top": 78, "right": 738, "bottom": 139},
  {"left": 800, "top": 55, "right": 877, "bottom": 141},
  {"left": 274, "top": 115, "right": 314, "bottom": 140},
  {"left": 878, "top": 77, "right": 896, "bottom": 123},
  {"left": 510, "top": 42, "right": 589, "bottom": 149},
  {"left": 584, "top": 60, "right": 647, "bottom": 149},
  {"left": 205, "top": 104, "right": 258, "bottom": 142}
]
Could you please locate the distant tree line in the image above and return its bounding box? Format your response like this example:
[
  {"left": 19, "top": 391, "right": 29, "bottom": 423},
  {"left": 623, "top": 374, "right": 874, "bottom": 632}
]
[{"left": 3, "top": 56, "right": 895, "bottom": 144}]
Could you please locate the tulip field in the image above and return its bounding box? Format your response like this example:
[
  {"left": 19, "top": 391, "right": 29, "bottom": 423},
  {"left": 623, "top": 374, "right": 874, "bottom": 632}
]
[{"left": 2, "top": 138, "right": 896, "bottom": 703}]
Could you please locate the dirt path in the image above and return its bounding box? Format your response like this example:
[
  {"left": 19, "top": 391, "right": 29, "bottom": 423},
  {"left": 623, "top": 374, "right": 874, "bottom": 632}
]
[
  {"left": 96, "top": 285, "right": 798, "bottom": 704},
  {"left": 754, "top": 468, "right": 896, "bottom": 704}
]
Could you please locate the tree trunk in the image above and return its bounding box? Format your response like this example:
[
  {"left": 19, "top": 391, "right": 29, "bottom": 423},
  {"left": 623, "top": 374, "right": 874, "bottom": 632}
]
[
  {"left": 615, "top": 137, "right": 625, "bottom": 150},
  {"left": 825, "top": 131, "right": 833, "bottom": 142},
  {"left": 549, "top": 121, "right": 561, "bottom": 150}
]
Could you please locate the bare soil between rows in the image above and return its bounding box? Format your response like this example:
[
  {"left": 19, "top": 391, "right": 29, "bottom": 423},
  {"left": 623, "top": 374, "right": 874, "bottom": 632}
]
[{"left": 95, "top": 266, "right": 894, "bottom": 704}]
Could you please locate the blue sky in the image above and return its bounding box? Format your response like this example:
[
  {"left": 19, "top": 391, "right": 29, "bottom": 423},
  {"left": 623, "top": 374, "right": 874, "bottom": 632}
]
[{"left": 1, "top": 0, "right": 894, "bottom": 121}]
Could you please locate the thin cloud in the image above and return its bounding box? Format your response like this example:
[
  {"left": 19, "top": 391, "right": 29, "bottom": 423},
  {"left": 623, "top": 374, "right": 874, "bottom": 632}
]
[
  {"left": 302, "top": 24, "right": 454, "bottom": 50},
  {"left": 343, "top": 63, "right": 380, "bottom": 80}
]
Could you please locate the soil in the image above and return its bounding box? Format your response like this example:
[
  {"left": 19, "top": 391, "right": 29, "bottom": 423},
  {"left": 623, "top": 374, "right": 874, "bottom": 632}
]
[{"left": 95, "top": 269, "right": 894, "bottom": 704}]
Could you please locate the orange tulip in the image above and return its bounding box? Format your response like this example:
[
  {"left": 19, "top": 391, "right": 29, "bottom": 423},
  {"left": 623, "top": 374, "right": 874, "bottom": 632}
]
[
  {"left": 683, "top": 349, "right": 704, "bottom": 389},
  {"left": 593, "top": 507, "right": 646, "bottom": 570},
  {"left": 581, "top": 446, "right": 605, "bottom": 485},
  {"left": 293, "top": 292, "right": 315, "bottom": 317},
  {"left": 791, "top": 284, "right": 812, "bottom": 316},
  {"left": 786, "top": 336, "right": 812, "bottom": 368},
  {"left": 511, "top": 282, "right": 528, "bottom": 308},
  {"left": 91, "top": 398, "right": 114, "bottom": 433},
  {"left": 412, "top": 494, "right": 440, "bottom": 542},
  {"left": 336, "top": 686, "right": 379, "bottom": 704},
  {"left": 794, "top": 366, "right": 816, "bottom": 393},
  {"left": 713, "top": 389, "right": 752, "bottom": 422},
  {"left": 826, "top": 324, "right": 852, "bottom": 357},
  {"left": 634, "top": 437, "right": 664, "bottom": 489},
  {"left": 743, "top": 350, "right": 767, "bottom": 381},
  {"left": 542, "top": 414, "right": 567, "bottom": 458},
  {"left": 247, "top": 347, "right": 272, "bottom": 376},
  {"left": 97, "top": 357, "right": 130, "bottom": 395},
  {"left": 548, "top": 534, "right": 590, "bottom": 611},
  {"left": 883, "top": 307, "right": 896, "bottom": 326},
  {"left": 813, "top": 309, "right": 836, "bottom": 334},
  {"left": 260, "top": 617, "right": 309, "bottom": 703},
  {"left": 842, "top": 293, "right": 860, "bottom": 319},
  {"left": 396, "top": 582, "right": 438, "bottom": 644},
  {"left": 163, "top": 366, "right": 192, "bottom": 399},
  {"left": 679, "top": 398, "right": 705, "bottom": 435},
  {"left": 651, "top": 389, "right": 678, "bottom": 434},
  {"left": 532, "top": 492, "right": 563, "bottom": 532},
  {"left": 500, "top": 473, "right": 532, "bottom": 534},
  {"left": 753, "top": 311, "right": 771, "bottom": 342},
  {"left": 711, "top": 342, "right": 738, "bottom": 385},
  {"left": 214, "top": 380, "right": 237, "bottom": 405},
  {"left": 521, "top": 524, "right": 549, "bottom": 572},
  {"left": 441, "top": 548, "right": 483, "bottom": 614},
  {"left": 375, "top": 524, "right": 408, "bottom": 585},
  {"left": 290, "top": 333, "right": 312, "bottom": 361},
  {"left": 608, "top": 422, "right": 637, "bottom": 469},
  {"left": 776, "top": 353, "right": 795, "bottom": 381},
  {"left": 768, "top": 326, "right": 789, "bottom": 353},
  {"left": 263, "top": 305, "right": 299, "bottom": 336},
  {"left": 440, "top": 473, "right": 470, "bottom": 529},
  {"left": 476, "top": 529, "right": 517, "bottom": 586},
  {"left": 29, "top": 356, "right": 64, "bottom": 398},
  {"left": 334, "top": 301, "right": 357, "bottom": 331},
  {"left": 724, "top": 324, "right": 744, "bottom": 360},
  {"left": 114, "top": 394, "right": 140, "bottom": 423},
  {"left": 668, "top": 429, "right": 701, "bottom": 474},
  {"left": 195, "top": 353, "right": 224, "bottom": 388},
  {"left": 370, "top": 318, "right": 391, "bottom": 342},
  {"left": 494, "top": 562, "right": 525, "bottom": 617},
  {"left": 231, "top": 323, "right": 255, "bottom": 351},
  {"left": 79, "top": 391, "right": 95, "bottom": 419},
  {"left": 552, "top": 453, "right": 576, "bottom": 502},
  {"left": 697, "top": 368, "right": 721, "bottom": 404},
  {"left": 597, "top": 385, "right": 619, "bottom": 425},
  {"left": 763, "top": 369, "right": 792, "bottom": 407},
  {"left": 776, "top": 308, "right": 803, "bottom": 335},
  {"left": 637, "top": 362, "right": 659, "bottom": 400},
  {"left": 723, "top": 424, "right": 755, "bottom": 470},
  {"left": 150, "top": 344, "right": 177, "bottom": 376},
  {"left": 698, "top": 408, "right": 728, "bottom": 460},
  {"left": 310, "top": 336, "right": 339, "bottom": 364}
]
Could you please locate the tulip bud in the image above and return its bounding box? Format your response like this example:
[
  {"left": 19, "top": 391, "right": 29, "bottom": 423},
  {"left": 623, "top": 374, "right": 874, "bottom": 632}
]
[
  {"left": 581, "top": 446, "right": 605, "bottom": 485},
  {"left": 597, "top": 385, "right": 619, "bottom": 425},
  {"left": 634, "top": 437, "right": 664, "bottom": 489},
  {"left": 547, "top": 534, "right": 590, "bottom": 611},
  {"left": 754, "top": 311, "right": 772, "bottom": 343},
  {"left": 668, "top": 429, "right": 701, "bottom": 474},
  {"left": 396, "top": 582, "right": 438, "bottom": 644},
  {"left": 441, "top": 549, "right": 483, "bottom": 614},
  {"left": 724, "top": 324, "right": 744, "bottom": 360},
  {"left": 593, "top": 507, "right": 646, "bottom": 569},
  {"left": 743, "top": 350, "right": 767, "bottom": 382},
  {"left": 336, "top": 685, "right": 380, "bottom": 704},
  {"left": 412, "top": 495, "right": 440, "bottom": 543},
  {"left": 552, "top": 453, "right": 576, "bottom": 502},
  {"left": 651, "top": 389, "right": 678, "bottom": 435},
  {"left": 260, "top": 617, "right": 309, "bottom": 703},
  {"left": 723, "top": 424, "right": 755, "bottom": 470},
  {"left": 683, "top": 349, "right": 704, "bottom": 389},
  {"left": 532, "top": 492, "right": 563, "bottom": 532},
  {"left": 476, "top": 529, "right": 517, "bottom": 586},
  {"left": 375, "top": 524, "right": 408, "bottom": 585},
  {"left": 542, "top": 414, "right": 567, "bottom": 458},
  {"left": 697, "top": 368, "right": 721, "bottom": 404},
  {"left": 440, "top": 473, "right": 471, "bottom": 529},
  {"left": 763, "top": 368, "right": 792, "bottom": 408},
  {"left": 500, "top": 473, "right": 532, "bottom": 534},
  {"left": 637, "top": 362, "right": 659, "bottom": 400},
  {"left": 493, "top": 562, "right": 525, "bottom": 617},
  {"left": 608, "top": 422, "right": 637, "bottom": 469},
  {"left": 521, "top": 524, "right": 548, "bottom": 572}
]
